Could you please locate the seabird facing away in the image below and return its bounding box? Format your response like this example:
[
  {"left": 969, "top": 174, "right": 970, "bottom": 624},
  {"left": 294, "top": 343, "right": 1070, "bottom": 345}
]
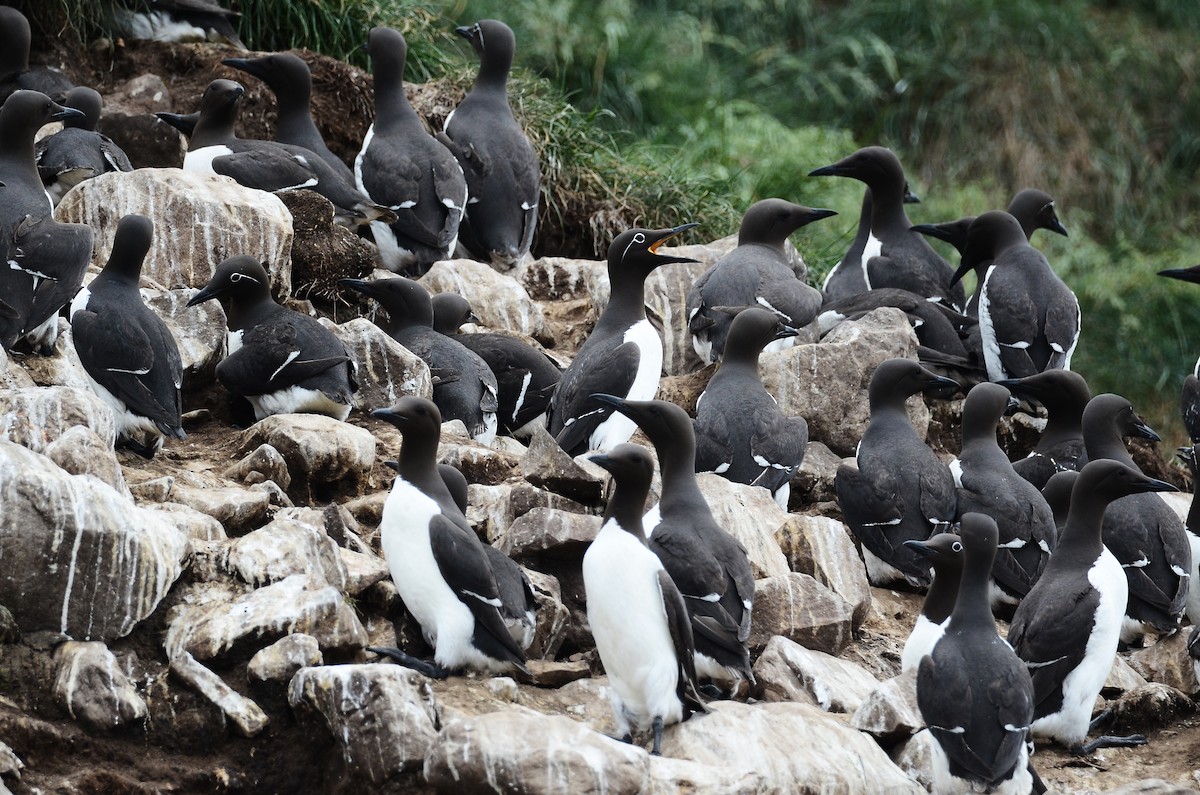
[
  {"left": 583, "top": 443, "right": 707, "bottom": 754},
  {"left": 548, "top": 223, "right": 698, "bottom": 456},
  {"left": 35, "top": 86, "right": 133, "bottom": 206}
]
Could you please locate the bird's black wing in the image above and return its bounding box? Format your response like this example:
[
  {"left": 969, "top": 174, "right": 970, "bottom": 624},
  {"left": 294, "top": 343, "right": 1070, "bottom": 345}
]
[
  {"left": 213, "top": 148, "right": 320, "bottom": 193},
  {"left": 918, "top": 653, "right": 1002, "bottom": 783},
  {"left": 13, "top": 215, "right": 93, "bottom": 338},
  {"left": 550, "top": 340, "right": 640, "bottom": 455},
  {"left": 657, "top": 569, "right": 708, "bottom": 718},
  {"left": 1008, "top": 582, "right": 1095, "bottom": 716},
  {"left": 748, "top": 413, "right": 807, "bottom": 494},
  {"left": 217, "top": 319, "right": 348, "bottom": 396}
]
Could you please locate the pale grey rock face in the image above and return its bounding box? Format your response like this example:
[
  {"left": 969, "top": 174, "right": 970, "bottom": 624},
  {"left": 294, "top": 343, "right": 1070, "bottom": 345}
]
[
  {"left": 223, "top": 443, "right": 291, "bottom": 491},
  {"left": 774, "top": 514, "right": 872, "bottom": 628},
  {"left": 694, "top": 475, "right": 791, "bottom": 579},
  {"left": 0, "top": 386, "right": 116, "bottom": 453},
  {"left": 1106, "top": 654, "right": 1150, "bottom": 696},
  {"left": 498, "top": 507, "right": 601, "bottom": 562},
  {"left": 660, "top": 700, "right": 922, "bottom": 794},
  {"left": 45, "top": 424, "right": 129, "bottom": 496},
  {"left": 0, "top": 739, "right": 23, "bottom": 781},
  {"left": 851, "top": 669, "right": 924, "bottom": 741},
  {"left": 170, "top": 650, "right": 268, "bottom": 737},
  {"left": 142, "top": 502, "right": 227, "bottom": 543},
  {"left": 891, "top": 728, "right": 937, "bottom": 792},
  {"left": 165, "top": 574, "right": 360, "bottom": 663},
  {"left": 226, "top": 511, "right": 348, "bottom": 590},
  {"left": 56, "top": 168, "right": 294, "bottom": 297},
  {"left": 748, "top": 573, "right": 855, "bottom": 655},
  {"left": 53, "top": 641, "right": 147, "bottom": 731},
  {"left": 247, "top": 633, "right": 322, "bottom": 684},
  {"left": 237, "top": 414, "right": 376, "bottom": 500},
  {"left": 761, "top": 307, "right": 926, "bottom": 457},
  {"left": 144, "top": 287, "right": 224, "bottom": 387},
  {"left": 169, "top": 482, "right": 271, "bottom": 534},
  {"left": 645, "top": 259, "right": 713, "bottom": 376},
  {"left": 437, "top": 441, "right": 518, "bottom": 487},
  {"left": 289, "top": 664, "right": 440, "bottom": 788},
  {"left": 519, "top": 424, "right": 605, "bottom": 505},
  {"left": 1127, "top": 632, "right": 1200, "bottom": 695},
  {"left": 422, "top": 258, "right": 549, "bottom": 341},
  {"left": 753, "top": 635, "right": 880, "bottom": 712},
  {"left": 324, "top": 317, "right": 433, "bottom": 411},
  {"left": 338, "top": 547, "right": 391, "bottom": 597},
  {"left": 523, "top": 568, "right": 570, "bottom": 660},
  {"left": 0, "top": 440, "right": 187, "bottom": 641},
  {"left": 15, "top": 321, "right": 93, "bottom": 392},
  {"left": 791, "top": 439, "right": 841, "bottom": 505}
]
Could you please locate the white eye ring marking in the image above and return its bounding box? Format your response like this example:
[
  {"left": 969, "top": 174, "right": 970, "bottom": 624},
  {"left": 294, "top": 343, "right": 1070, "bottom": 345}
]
[
  {"left": 621, "top": 231, "right": 649, "bottom": 263},
  {"left": 230, "top": 272, "right": 259, "bottom": 284},
  {"left": 952, "top": 541, "right": 963, "bottom": 553}
]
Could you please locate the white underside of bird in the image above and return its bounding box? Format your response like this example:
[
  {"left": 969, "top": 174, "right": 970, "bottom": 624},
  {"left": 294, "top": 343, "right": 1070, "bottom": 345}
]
[{"left": 588, "top": 319, "right": 662, "bottom": 452}]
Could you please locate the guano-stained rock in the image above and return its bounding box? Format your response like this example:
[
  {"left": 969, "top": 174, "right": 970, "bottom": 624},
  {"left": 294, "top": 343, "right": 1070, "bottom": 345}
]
[
  {"left": 169, "top": 650, "right": 269, "bottom": 737},
  {"left": 498, "top": 508, "right": 601, "bottom": 562},
  {"left": 851, "top": 669, "right": 924, "bottom": 741},
  {"left": 0, "top": 439, "right": 187, "bottom": 641},
  {"left": 238, "top": 414, "right": 376, "bottom": 500},
  {"left": 45, "top": 424, "right": 128, "bottom": 496},
  {"left": 247, "top": 633, "right": 322, "bottom": 684},
  {"left": 422, "top": 258, "right": 549, "bottom": 341},
  {"left": 53, "top": 641, "right": 147, "bottom": 730},
  {"left": 752, "top": 635, "right": 880, "bottom": 712},
  {"left": 519, "top": 424, "right": 605, "bottom": 504},
  {"left": 775, "top": 514, "right": 872, "bottom": 627},
  {"left": 695, "top": 475, "right": 791, "bottom": 579},
  {"left": 326, "top": 317, "right": 433, "bottom": 409},
  {"left": 226, "top": 512, "right": 348, "bottom": 590},
  {"left": 0, "top": 387, "right": 116, "bottom": 453},
  {"left": 223, "top": 443, "right": 291, "bottom": 491},
  {"left": 748, "top": 573, "right": 855, "bottom": 655}
]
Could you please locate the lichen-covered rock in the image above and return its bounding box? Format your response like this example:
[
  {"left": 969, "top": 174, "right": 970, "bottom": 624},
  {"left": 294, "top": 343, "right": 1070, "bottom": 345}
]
[
  {"left": 761, "top": 307, "right": 926, "bottom": 457},
  {"left": 56, "top": 168, "right": 294, "bottom": 297},
  {"left": 170, "top": 650, "right": 269, "bottom": 737},
  {"left": 0, "top": 439, "right": 187, "bottom": 641},
  {"left": 748, "top": 573, "right": 855, "bottom": 655},
  {"left": 247, "top": 633, "right": 322, "bottom": 684},
  {"left": 660, "top": 700, "right": 922, "bottom": 794},
  {"left": 53, "top": 641, "right": 147, "bottom": 730},
  {"left": 775, "top": 515, "right": 872, "bottom": 628},
  {"left": 227, "top": 512, "right": 348, "bottom": 590},
  {"left": 0, "top": 386, "right": 116, "bottom": 453},
  {"left": 326, "top": 317, "right": 433, "bottom": 410},
  {"left": 753, "top": 635, "right": 880, "bottom": 712},
  {"left": 45, "top": 424, "right": 128, "bottom": 496},
  {"left": 694, "top": 475, "right": 791, "bottom": 580},
  {"left": 290, "top": 664, "right": 440, "bottom": 790},
  {"left": 851, "top": 669, "right": 924, "bottom": 741},
  {"left": 422, "top": 258, "right": 549, "bottom": 342},
  {"left": 238, "top": 414, "right": 376, "bottom": 500}
]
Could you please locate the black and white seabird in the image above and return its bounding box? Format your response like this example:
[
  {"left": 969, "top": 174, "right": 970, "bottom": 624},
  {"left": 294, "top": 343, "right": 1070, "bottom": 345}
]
[
  {"left": 0, "top": 90, "right": 93, "bottom": 354},
  {"left": 35, "top": 86, "right": 133, "bottom": 206},
  {"left": 821, "top": 182, "right": 920, "bottom": 303},
  {"left": 1000, "top": 369, "right": 1092, "bottom": 489},
  {"left": 355, "top": 27, "right": 467, "bottom": 276},
  {"left": 69, "top": 214, "right": 184, "bottom": 458},
  {"left": 188, "top": 255, "right": 358, "bottom": 421},
  {"left": 548, "top": 224, "right": 697, "bottom": 456},
  {"left": 439, "top": 19, "right": 540, "bottom": 270},
  {"left": 0, "top": 6, "right": 73, "bottom": 104},
  {"left": 686, "top": 199, "right": 835, "bottom": 363},
  {"left": 949, "top": 211, "right": 1080, "bottom": 382},
  {"left": 583, "top": 442, "right": 707, "bottom": 754},
  {"left": 431, "top": 292, "right": 561, "bottom": 440},
  {"left": 692, "top": 307, "right": 807, "bottom": 508},
  {"left": 106, "top": 0, "right": 245, "bottom": 49},
  {"left": 1175, "top": 444, "right": 1200, "bottom": 625},
  {"left": 1009, "top": 459, "right": 1177, "bottom": 754},
  {"left": 369, "top": 397, "right": 533, "bottom": 677},
  {"left": 1082, "top": 393, "right": 1190, "bottom": 643},
  {"left": 809, "top": 146, "right": 966, "bottom": 311},
  {"left": 952, "top": 382, "right": 1057, "bottom": 608},
  {"left": 917, "top": 513, "right": 1036, "bottom": 794},
  {"left": 1156, "top": 264, "right": 1200, "bottom": 442},
  {"left": 591, "top": 395, "right": 756, "bottom": 688},
  {"left": 818, "top": 287, "right": 978, "bottom": 365},
  {"left": 183, "top": 79, "right": 394, "bottom": 228},
  {"left": 221, "top": 52, "right": 352, "bottom": 181},
  {"left": 339, "top": 276, "right": 499, "bottom": 444},
  {"left": 899, "top": 532, "right": 962, "bottom": 673},
  {"left": 154, "top": 109, "right": 199, "bottom": 139},
  {"left": 835, "top": 358, "right": 960, "bottom": 587}
]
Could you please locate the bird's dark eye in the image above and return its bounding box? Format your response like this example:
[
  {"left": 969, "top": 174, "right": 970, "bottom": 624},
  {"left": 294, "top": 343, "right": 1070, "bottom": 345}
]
[
  {"left": 231, "top": 272, "right": 244, "bottom": 283},
  {"left": 952, "top": 541, "right": 963, "bottom": 553}
]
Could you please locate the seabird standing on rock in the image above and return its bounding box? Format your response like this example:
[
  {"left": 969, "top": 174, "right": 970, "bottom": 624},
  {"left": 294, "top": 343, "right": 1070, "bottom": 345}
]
[
  {"left": 822, "top": 183, "right": 920, "bottom": 303},
  {"left": 548, "top": 224, "right": 697, "bottom": 456},
  {"left": 183, "top": 79, "right": 394, "bottom": 228},
  {"left": 188, "top": 255, "right": 357, "bottom": 422},
  {"left": 949, "top": 211, "right": 1080, "bottom": 382},
  {"left": 692, "top": 307, "right": 807, "bottom": 508},
  {"left": 1000, "top": 369, "right": 1092, "bottom": 489},
  {"left": 35, "top": 86, "right": 133, "bottom": 206},
  {"left": 355, "top": 27, "right": 467, "bottom": 276},
  {"left": 1081, "top": 393, "right": 1190, "bottom": 643},
  {"left": 221, "top": 52, "right": 353, "bottom": 181},
  {"left": 583, "top": 443, "right": 707, "bottom": 754},
  {"left": 899, "top": 531, "right": 962, "bottom": 673},
  {"left": 1175, "top": 444, "right": 1200, "bottom": 625},
  {"left": 439, "top": 19, "right": 540, "bottom": 269},
  {"left": 809, "top": 146, "right": 966, "bottom": 310},
  {"left": 369, "top": 397, "right": 533, "bottom": 677},
  {"left": 1156, "top": 264, "right": 1200, "bottom": 442},
  {"left": 835, "top": 358, "right": 960, "bottom": 587},
  {"left": 0, "top": 6, "right": 73, "bottom": 104},
  {"left": 431, "top": 292, "right": 561, "bottom": 440},
  {"left": 952, "top": 382, "right": 1057, "bottom": 608},
  {"left": 591, "top": 395, "right": 756, "bottom": 689},
  {"left": 686, "top": 199, "right": 835, "bottom": 363},
  {"left": 917, "top": 513, "right": 1037, "bottom": 795},
  {"left": 69, "top": 214, "right": 184, "bottom": 457},
  {"left": 0, "top": 90, "right": 93, "bottom": 354},
  {"left": 339, "top": 276, "right": 499, "bottom": 444},
  {"left": 1009, "top": 459, "right": 1177, "bottom": 754}
]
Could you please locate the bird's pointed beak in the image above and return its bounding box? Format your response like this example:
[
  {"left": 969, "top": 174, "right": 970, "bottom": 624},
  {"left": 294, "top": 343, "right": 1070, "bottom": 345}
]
[
  {"left": 383, "top": 459, "right": 400, "bottom": 472},
  {"left": 1136, "top": 476, "right": 1178, "bottom": 494},
  {"left": 646, "top": 222, "right": 700, "bottom": 264},
  {"left": 371, "top": 406, "right": 405, "bottom": 426},
  {"left": 50, "top": 104, "right": 84, "bottom": 122},
  {"left": 902, "top": 539, "right": 935, "bottom": 559},
  {"left": 590, "top": 393, "right": 627, "bottom": 411},
  {"left": 588, "top": 452, "right": 615, "bottom": 473},
  {"left": 339, "top": 278, "right": 375, "bottom": 297},
  {"left": 1132, "top": 417, "right": 1162, "bottom": 443},
  {"left": 903, "top": 186, "right": 921, "bottom": 204},
  {"left": 807, "top": 162, "right": 846, "bottom": 178},
  {"left": 774, "top": 324, "right": 800, "bottom": 340},
  {"left": 802, "top": 208, "right": 839, "bottom": 224},
  {"left": 185, "top": 283, "right": 223, "bottom": 307},
  {"left": 949, "top": 258, "right": 974, "bottom": 286},
  {"left": 1157, "top": 267, "right": 1200, "bottom": 285}
]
